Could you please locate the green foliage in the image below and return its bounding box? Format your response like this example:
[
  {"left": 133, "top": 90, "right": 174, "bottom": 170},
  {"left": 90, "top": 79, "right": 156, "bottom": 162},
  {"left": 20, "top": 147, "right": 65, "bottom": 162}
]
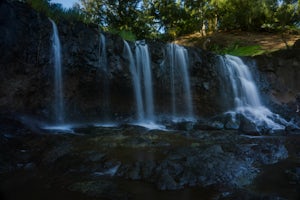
[
  {"left": 211, "top": 0, "right": 300, "bottom": 32},
  {"left": 80, "top": 0, "right": 299, "bottom": 41},
  {"left": 26, "top": 0, "right": 50, "bottom": 15},
  {"left": 26, "top": 0, "right": 85, "bottom": 22},
  {"left": 119, "top": 30, "right": 137, "bottom": 42},
  {"left": 107, "top": 28, "right": 137, "bottom": 41},
  {"left": 80, "top": 0, "right": 154, "bottom": 39},
  {"left": 27, "top": 0, "right": 300, "bottom": 43},
  {"left": 225, "top": 45, "right": 266, "bottom": 56},
  {"left": 212, "top": 43, "right": 266, "bottom": 56}
]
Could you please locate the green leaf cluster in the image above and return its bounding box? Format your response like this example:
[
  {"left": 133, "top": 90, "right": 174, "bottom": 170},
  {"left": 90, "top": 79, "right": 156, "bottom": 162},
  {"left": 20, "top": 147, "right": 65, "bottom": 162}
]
[
  {"left": 211, "top": 0, "right": 300, "bottom": 32},
  {"left": 26, "top": 0, "right": 84, "bottom": 22},
  {"left": 80, "top": 0, "right": 300, "bottom": 40},
  {"left": 212, "top": 43, "right": 266, "bottom": 56},
  {"left": 25, "top": 0, "right": 300, "bottom": 41}
]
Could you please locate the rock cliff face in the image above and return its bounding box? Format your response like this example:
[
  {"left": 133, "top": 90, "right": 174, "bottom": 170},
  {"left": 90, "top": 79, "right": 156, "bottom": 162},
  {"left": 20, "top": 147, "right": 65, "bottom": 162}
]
[
  {"left": 254, "top": 47, "right": 300, "bottom": 122},
  {"left": 1, "top": 0, "right": 300, "bottom": 125},
  {"left": 1, "top": 2, "right": 300, "bottom": 198},
  {"left": 0, "top": 0, "right": 221, "bottom": 124},
  {"left": 50, "top": 21, "right": 221, "bottom": 122},
  {"left": 0, "top": 1, "right": 52, "bottom": 120}
]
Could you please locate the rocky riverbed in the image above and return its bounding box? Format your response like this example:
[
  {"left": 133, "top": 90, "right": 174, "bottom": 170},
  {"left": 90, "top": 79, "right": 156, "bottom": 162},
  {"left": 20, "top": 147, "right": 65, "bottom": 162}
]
[
  {"left": 0, "top": 114, "right": 299, "bottom": 200},
  {"left": 1, "top": 1, "right": 300, "bottom": 199}
]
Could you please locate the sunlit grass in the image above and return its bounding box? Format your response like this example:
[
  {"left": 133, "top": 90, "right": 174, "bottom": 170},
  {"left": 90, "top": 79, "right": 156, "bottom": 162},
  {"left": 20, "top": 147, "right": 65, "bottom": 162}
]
[
  {"left": 119, "top": 30, "right": 137, "bottom": 42},
  {"left": 225, "top": 45, "right": 266, "bottom": 56},
  {"left": 211, "top": 42, "right": 266, "bottom": 56}
]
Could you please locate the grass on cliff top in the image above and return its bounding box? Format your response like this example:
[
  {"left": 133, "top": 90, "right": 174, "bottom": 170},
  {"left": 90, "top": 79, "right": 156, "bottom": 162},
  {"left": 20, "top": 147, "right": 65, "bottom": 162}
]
[
  {"left": 175, "top": 31, "right": 300, "bottom": 56},
  {"left": 216, "top": 44, "right": 266, "bottom": 56}
]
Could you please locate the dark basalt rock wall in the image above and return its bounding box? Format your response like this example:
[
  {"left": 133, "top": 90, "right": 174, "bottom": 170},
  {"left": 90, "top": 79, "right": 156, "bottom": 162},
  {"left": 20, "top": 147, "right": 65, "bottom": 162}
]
[
  {"left": 1, "top": 0, "right": 300, "bottom": 124},
  {"left": 253, "top": 45, "right": 300, "bottom": 122},
  {"left": 0, "top": 0, "right": 52, "bottom": 121},
  {"left": 0, "top": 0, "right": 221, "bottom": 123},
  {"left": 55, "top": 22, "right": 221, "bottom": 122}
]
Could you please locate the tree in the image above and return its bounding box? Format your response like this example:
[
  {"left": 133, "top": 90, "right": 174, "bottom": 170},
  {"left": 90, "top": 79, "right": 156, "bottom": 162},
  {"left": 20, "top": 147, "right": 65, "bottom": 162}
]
[
  {"left": 80, "top": 0, "right": 154, "bottom": 39},
  {"left": 275, "top": 0, "right": 299, "bottom": 29},
  {"left": 80, "top": 0, "right": 300, "bottom": 40},
  {"left": 26, "top": 0, "right": 84, "bottom": 22}
]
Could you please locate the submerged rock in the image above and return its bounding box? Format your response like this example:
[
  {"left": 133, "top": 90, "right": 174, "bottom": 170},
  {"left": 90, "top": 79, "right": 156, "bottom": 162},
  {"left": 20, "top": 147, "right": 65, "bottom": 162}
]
[
  {"left": 239, "top": 115, "right": 260, "bottom": 134},
  {"left": 1, "top": 120, "right": 299, "bottom": 199},
  {"left": 0, "top": 0, "right": 299, "bottom": 131},
  {"left": 1, "top": 1, "right": 300, "bottom": 199},
  {"left": 69, "top": 180, "right": 129, "bottom": 199},
  {"left": 285, "top": 167, "right": 300, "bottom": 184}
]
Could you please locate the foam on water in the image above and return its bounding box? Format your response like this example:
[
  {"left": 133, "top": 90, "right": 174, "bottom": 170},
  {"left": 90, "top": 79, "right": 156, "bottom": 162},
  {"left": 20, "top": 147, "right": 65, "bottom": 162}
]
[
  {"left": 42, "top": 124, "right": 74, "bottom": 133},
  {"left": 130, "top": 121, "right": 167, "bottom": 131},
  {"left": 93, "top": 123, "right": 119, "bottom": 128},
  {"left": 219, "top": 55, "right": 289, "bottom": 131}
]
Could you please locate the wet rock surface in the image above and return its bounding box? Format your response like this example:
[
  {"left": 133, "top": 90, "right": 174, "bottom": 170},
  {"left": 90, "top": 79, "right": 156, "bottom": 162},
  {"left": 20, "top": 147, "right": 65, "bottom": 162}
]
[
  {"left": 1, "top": 116, "right": 299, "bottom": 200},
  {"left": 253, "top": 49, "right": 300, "bottom": 125},
  {"left": 0, "top": 1, "right": 300, "bottom": 199},
  {"left": 0, "top": 0, "right": 220, "bottom": 123},
  {"left": 3, "top": 0, "right": 300, "bottom": 126}
]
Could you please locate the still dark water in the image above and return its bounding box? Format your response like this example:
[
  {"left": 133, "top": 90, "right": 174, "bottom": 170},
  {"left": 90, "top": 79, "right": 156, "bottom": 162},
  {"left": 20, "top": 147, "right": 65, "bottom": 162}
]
[
  {"left": 0, "top": 131, "right": 299, "bottom": 200},
  {"left": 0, "top": 172, "right": 217, "bottom": 200},
  {"left": 251, "top": 134, "right": 300, "bottom": 200}
]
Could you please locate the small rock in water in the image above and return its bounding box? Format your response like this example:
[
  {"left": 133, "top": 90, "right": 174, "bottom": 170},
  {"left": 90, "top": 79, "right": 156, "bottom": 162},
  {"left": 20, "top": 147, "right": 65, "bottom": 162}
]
[
  {"left": 285, "top": 167, "right": 300, "bottom": 184},
  {"left": 239, "top": 116, "right": 259, "bottom": 135},
  {"left": 225, "top": 120, "right": 239, "bottom": 130},
  {"left": 24, "top": 162, "right": 36, "bottom": 170},
  {"left": 210, "top": 121, "right": 224, "bottom": 129}
]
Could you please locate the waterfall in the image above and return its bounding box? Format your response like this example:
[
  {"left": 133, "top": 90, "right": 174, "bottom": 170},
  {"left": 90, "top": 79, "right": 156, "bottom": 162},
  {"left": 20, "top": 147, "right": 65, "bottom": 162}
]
[
  {"left": 99, "top": 33, "right": 108, "bottom": 72},
  {"left": 99, "top": 33, "right": 110, "bottom": 121},
  {"left": 219, "top": 55, "right": 287, "bottom": 130},
  {"left": 135, "top": 40, "right": 154, "bottom": 121},
  {"left": 123, "top": 41, "right": 144, "bottom": 120},
  {"left": 123, "top": 40, "right": 155, "bottom": 122},
  {"left": 50, "top": 19, "right": 64, "bottom": 124},
  {"left": 167, "top": 43, "right": 193, "bottom": 120}
]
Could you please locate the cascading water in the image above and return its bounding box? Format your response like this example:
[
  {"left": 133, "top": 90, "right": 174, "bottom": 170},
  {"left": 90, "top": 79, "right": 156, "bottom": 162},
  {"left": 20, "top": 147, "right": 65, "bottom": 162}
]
[
  {"left": 50, "top": 19, "right": 64, "bottom": 124},
  {"left": 99, "top": 33, "right": 108, "bottom": 72},
  {"left": 123, "top": 40, "right": 155, "bottom": 123},
  {"left": 218, "top": 55, "right": 287, "bottom": 131},
  {"left": 135, "top": 40, "right": 154, "bottom": 121},
  {"left": 98, "top": 33, "right": 111, "bottom": 122},
  {"left": 166, "top": 43, "right": 193, "bottom": 121},
  {"left": 124, "top": 41, "right": 144, "bottom": 120}
]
